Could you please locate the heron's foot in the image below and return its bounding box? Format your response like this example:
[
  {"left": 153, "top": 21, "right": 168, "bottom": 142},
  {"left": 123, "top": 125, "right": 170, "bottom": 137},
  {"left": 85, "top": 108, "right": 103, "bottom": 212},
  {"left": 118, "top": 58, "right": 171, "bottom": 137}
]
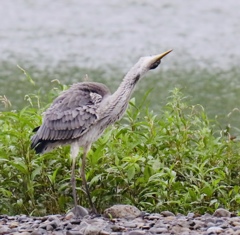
[
  {"left": 66, "top": 205, "right": 89, "bottom": 219},
  {"left": 89, "top": 206, "right": 100, "bottom": 217}
]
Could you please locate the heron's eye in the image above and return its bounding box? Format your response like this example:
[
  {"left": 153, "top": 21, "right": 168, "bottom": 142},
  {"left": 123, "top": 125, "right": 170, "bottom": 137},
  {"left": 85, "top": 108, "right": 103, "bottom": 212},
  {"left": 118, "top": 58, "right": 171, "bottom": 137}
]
[{"left": 149, "top": 60, "right": 161, "bottom": 70}]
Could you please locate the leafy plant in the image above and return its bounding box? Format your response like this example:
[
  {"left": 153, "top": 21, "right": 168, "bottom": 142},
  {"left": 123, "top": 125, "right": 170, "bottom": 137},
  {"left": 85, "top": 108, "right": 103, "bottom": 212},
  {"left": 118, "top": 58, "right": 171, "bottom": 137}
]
[{"left": 1, "top": 84, "right": 240, "bottom": 215}]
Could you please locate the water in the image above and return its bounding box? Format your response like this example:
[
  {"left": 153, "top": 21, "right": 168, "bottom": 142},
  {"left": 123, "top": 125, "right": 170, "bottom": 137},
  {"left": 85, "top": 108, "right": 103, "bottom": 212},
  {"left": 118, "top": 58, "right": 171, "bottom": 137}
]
[
  {"left": 1, "top": 0, "right": 240, "bottom": 68},
  {"left": 0, "top": 0, "right": 240, "bottom": 129}
]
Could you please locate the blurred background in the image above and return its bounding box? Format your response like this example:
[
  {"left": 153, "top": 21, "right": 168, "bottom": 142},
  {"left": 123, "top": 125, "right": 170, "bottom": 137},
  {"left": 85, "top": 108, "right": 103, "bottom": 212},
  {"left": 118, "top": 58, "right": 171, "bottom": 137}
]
[{"left": 0, "top": 0, "right": 240, "bottom": 128}]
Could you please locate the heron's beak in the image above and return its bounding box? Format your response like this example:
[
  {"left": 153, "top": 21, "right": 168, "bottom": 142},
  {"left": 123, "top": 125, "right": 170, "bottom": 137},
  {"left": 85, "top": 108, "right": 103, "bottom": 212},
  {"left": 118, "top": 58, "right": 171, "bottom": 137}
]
[
  {"left": 153, "top": 49, "right": 172, "bottom": 62},
  {"left": 148, "top": 49, "right": 172, "bottom": 70}
]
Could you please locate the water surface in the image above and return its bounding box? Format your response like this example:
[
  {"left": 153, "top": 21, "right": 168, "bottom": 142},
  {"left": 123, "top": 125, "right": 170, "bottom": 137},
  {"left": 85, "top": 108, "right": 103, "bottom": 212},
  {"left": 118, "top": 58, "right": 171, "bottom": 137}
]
[{"left": 0, "top": 0, "right": 240, "bottom": 129}]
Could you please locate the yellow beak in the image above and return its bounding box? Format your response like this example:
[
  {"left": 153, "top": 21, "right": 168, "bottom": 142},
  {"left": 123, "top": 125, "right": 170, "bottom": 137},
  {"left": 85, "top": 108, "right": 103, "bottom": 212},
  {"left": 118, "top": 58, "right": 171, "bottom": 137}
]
[{"left": 153, "top": 49, "right": 172, "bottom": 61}]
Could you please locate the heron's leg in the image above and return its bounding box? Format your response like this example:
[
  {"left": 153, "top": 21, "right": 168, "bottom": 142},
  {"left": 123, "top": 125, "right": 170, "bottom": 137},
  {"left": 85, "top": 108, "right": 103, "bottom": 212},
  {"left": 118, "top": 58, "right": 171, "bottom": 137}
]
[
  {"left": 70, "top": 143, "right": 80, "bottom": 213},
  {"left": 81, "top": 144, "right": 97, "bottom": 214}
]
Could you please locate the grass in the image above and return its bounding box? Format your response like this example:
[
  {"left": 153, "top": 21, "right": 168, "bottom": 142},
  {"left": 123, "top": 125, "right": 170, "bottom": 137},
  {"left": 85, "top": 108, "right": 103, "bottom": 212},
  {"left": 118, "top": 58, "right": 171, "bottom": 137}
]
[{"left": 0, "top": 81, "right": 240, "bottom": 216}]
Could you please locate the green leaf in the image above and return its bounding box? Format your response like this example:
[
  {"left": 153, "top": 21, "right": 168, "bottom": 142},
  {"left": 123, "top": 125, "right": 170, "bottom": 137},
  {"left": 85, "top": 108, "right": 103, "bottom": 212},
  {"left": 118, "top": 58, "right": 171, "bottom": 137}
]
[{"left": 127, "top": 165, "right": 135, "bottom": 181}]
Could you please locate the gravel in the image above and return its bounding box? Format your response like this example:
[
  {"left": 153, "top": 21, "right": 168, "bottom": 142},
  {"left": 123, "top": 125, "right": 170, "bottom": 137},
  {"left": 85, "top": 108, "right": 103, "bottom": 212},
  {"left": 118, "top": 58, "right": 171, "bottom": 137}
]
[{"left": 0, "top": 206, "right": 239, "bottom": 235}]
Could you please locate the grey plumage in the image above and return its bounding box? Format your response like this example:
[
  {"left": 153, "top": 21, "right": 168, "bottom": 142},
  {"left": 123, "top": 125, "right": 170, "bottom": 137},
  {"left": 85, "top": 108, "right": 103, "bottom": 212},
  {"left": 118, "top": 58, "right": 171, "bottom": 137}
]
[
  {"left": 31, "top": 50, "right": 172, "bottom": 216},
  {"left": 31, "top": 82, "right": 111, "bottom": 153}
]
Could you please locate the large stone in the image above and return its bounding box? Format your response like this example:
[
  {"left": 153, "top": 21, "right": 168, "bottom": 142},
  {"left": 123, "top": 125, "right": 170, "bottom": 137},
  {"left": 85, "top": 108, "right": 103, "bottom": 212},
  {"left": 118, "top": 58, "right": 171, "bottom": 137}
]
[
  {"left": 213, "top": 208, "right": 231, "bottom": 218},
  {"left": 104, "top": 205, "right": 141, "bottom": 219}
]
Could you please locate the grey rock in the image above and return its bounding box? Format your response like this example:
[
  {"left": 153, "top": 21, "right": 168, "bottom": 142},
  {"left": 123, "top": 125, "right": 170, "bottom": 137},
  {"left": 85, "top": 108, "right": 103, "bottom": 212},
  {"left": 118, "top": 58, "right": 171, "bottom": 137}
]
[
  {"left": 46, "top": 224, "right": 54, "bottom": 231},
  {"left": 111, "top": 225, "right": 126, "bottom": 232},
  {"left": 203, "top": 212, "right": 212, "bottom": 217},
  {"left": 52, "top": 231, "right": 65, "bottom": 235},
  {"left": 48, "top": 220, "right": 60, "bottom": 229},
  {"left": 154, "top": 220, "right": 169, "bottom": 228},
  {"left": 0, "top": 225, "right": 10, "bottom": 234},
  {"left": 186, "top": 212, "right": 195, "bottom": 219},
  {"left": 83, "top": 226, "right": 102, "bottom": 235},
  {"left": 104, "top": 205, "right": 141, "bottom": 219},
  {"left": 9, "top": 221, "right": 19, "bottom": 228},
  {"left": 130, "top": 217, "right": 145, "bottom": 228},
  {"left": 66, "top": 231, "right": 83, "bottom": 235},
  {"left": 189, "top": 220, "right": 205, "bottom": 230},
  {"left": 171, "top": 225, "right": 190, "bottom": 234},
  {"left": 33, "top": 219, "right": 43, "bottom": 224},
  {"left": 18, "top": 226, "right": 29, "bottom": 232},
  {"left": 48, "top": 215, "right": 61, "bottom": 221},
  {"left": 207, "top": 226, "right": 224, "bottom": 233},
  {"left": 128, "top": 230, "right": 146, "bottom": 235},
  {"left": 99, "top": 231, "right": 111, "bottom": 235},
  {"left": 233, "top": 226, "right": 240, "bottom": 231},
  {"left": 206, "top": 222, "right": 216, "bottom": 228},
  {"left": 213, "top": 208, "right": 231, "bottom": 217},
  {"left": 162, "top": 216, "right": 175, "bottom": 223},
  {"left": 146, "top": 213, "right": 162, "bottom": 220},
  {"left": 65, "top": 223, "right": 74, "bottom": 230},
  {"left": 149, "top": 227, "right": 168, "bottom": 233},
  {"left": 123, "top": 222, "right": 137, "bottom": 228},
  {"left": 110, "top": 233, "right": 125, "bottom": 235},
  {"left": 31, "top": 223, "right": 40, "bottom": 229},
  {"left": 79, "top": 218, "right": 108, "bottom": 235},
  {"left": 70, "top": 219, "right": 82, "bottom": 225},
  {"left": 176, "top": 213, "right": 185, "bottom": 218},
  {"left": 12, "top": 232, "right": 30, "bottom": 235},
  {"left": 10, "top": 228, "right": 18, "bottom": 233},
  {"left": 231, "top": 221, "right": 240, "bottom": 227},
  {"left": 205, "top": 217, "right": 216, "bottom": 224},
  {"left": 219, "top": 222, "right": 229, "bottom": 229},
  {"left": 78, "top": 220, "right": 89, "bottom": 231},
  {"left": 176, "top": 218, "right": 189, "bottom": 228},
  {"left": 39, "top": 223, "right": 47, "bottom": 229},
  {"left": 224, "top": 228, "right": 235, "bottom": 234},
  {"left": 141, "top": 223, "right": 152, "bottom": 229},
  {"left": 31, "top": 229, "right": 45, "bottom": 235},
  {"left": 65, "top": 212, "right": 75, "bottom": 220}
]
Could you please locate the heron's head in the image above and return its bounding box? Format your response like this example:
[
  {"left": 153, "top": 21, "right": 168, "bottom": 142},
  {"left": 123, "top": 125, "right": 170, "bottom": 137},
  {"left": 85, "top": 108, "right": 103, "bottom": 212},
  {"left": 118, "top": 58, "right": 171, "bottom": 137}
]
[{"left": 135, "top": 49, "right": 172, "bottom": 76}]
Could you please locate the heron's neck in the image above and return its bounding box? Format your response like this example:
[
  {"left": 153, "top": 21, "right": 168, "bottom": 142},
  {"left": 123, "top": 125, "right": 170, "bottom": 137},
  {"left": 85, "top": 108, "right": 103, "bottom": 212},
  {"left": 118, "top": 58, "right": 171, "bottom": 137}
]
[{"left": 112, "top": 71, "right": 141, "bottom": 102}]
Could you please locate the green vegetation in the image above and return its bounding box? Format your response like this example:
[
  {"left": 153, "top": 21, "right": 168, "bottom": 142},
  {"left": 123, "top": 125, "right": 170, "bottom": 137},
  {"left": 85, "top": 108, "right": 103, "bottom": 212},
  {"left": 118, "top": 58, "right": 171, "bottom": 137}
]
[
  {"left": 1, "top": 62, "right": 240, "bottom": 128},
  {"left": 0, "top": 82, "right": 240, "bottom": 216}
]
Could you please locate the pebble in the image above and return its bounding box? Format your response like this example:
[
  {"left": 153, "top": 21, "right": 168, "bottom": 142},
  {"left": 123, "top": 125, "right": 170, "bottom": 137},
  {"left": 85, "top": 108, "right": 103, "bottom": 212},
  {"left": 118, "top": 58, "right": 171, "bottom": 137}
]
[
  {"left": 128, "top": 230, "right": 146, "bottom": 235},
  {"left": 0, "top": 206, "right": 240, "bottom": 235},
  {"left": 146, "top": 213, "right": 162, "bottom": 220},
  {"left": 160, "top": 211, "right": 175, "bottom": 217},
  {"left": 149, "top": 227, "right": 168, "bottom": 233},
  {"left": 207, "top": 226, "right": 224, "bottom": 233}
]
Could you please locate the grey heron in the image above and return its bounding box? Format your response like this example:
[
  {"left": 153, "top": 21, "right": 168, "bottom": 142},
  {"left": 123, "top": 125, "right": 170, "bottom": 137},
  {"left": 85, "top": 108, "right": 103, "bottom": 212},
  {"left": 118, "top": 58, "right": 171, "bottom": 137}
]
[{"left": 31, "top": 49, "right": 172, "bottom": 215}]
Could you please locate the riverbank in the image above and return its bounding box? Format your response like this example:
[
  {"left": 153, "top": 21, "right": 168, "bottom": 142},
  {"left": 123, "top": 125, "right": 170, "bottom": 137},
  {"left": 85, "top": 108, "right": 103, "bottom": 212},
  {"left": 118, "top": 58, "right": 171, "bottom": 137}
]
[{"left": 0, "top": 206, "right": 238, "bottom": 235}]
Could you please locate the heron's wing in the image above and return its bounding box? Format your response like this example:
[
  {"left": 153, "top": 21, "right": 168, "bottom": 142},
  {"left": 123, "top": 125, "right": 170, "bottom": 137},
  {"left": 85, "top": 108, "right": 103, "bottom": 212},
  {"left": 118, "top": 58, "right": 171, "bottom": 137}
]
[{"left": 35, "top": 82, "right": 111, "bottom": 141}]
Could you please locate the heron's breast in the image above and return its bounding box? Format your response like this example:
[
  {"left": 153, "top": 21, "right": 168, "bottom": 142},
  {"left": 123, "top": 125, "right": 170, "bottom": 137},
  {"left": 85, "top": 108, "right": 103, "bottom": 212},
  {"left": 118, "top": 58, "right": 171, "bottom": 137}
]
[{"left": 77, "top": 124, "right": 106, "bottom": 146}]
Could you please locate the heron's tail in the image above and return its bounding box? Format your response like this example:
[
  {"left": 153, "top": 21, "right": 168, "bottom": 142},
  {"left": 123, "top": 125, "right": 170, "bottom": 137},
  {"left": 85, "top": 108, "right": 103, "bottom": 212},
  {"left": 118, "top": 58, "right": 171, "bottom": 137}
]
[{"left": 31, "top": 127, "right": 58, "bottom": 154}]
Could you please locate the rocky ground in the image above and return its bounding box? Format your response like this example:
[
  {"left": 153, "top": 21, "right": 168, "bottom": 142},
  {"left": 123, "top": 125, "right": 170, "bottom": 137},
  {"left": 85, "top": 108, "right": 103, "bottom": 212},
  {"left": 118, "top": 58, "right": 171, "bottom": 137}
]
[{"left": 0, "top": 205, "right": 240, "bottom": 235}]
